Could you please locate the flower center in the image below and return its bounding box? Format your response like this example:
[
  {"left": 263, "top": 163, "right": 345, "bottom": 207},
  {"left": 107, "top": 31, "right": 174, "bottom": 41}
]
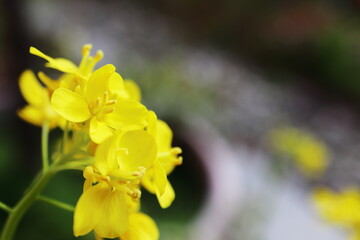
[{"left": 90, "top": 91, "right": 117, "bottom": 120}]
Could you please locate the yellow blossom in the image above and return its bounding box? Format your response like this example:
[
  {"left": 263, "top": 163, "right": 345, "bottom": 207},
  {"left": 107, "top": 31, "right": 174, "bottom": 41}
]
[
  {"left": 30, "top": 44, "right": 103, "bottom": 81},
  {"left": 142, "top": 111, "right": 182, "bottom": 208},
  {"left": 313, "top": 187, "right": 360, "bottom": 227},
  {"left": 50, "top": 64, "right": 149, "bottom": 143},
  {"left": 73, "top": 130, "right": 157, "bottom": 238},
  {"left": 313, "top": 187, "right": 360, "bottom": 240},
  {"left": 18, "top": 70, "right": 64, "bottom": 128},
  {"left": 270, "top": 126, "right": 329, "bottom": 177}
]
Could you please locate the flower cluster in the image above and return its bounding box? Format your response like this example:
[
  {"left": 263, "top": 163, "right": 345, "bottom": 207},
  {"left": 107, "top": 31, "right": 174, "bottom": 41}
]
[
  {"left": 18, "top": 45, "right": 182, "bottom": 239},
  {"left": 313, "top": 188, "right": 360, "bottom": 240}
]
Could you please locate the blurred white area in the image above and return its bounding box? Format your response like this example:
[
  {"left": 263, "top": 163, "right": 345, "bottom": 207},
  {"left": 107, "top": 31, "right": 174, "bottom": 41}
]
[
  {"left": 185, "top": 119, "right": 243, "bottom": 240},
  {"left": 265, "top": 182, "right": 345, "bottom": 240}
]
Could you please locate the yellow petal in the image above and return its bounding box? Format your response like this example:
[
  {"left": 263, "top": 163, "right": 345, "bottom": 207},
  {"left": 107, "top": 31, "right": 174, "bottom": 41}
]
[
  {"left": 38, "top": 72, "right": 59, "bottom": 91},
  {"left": 89, "top": 117, "right": 114, "bottom": 144},
  {"left": 85, "top": 64, "right": 116, "bottom": 104},
  {"left": 93, "top": 137, "right": 116, "bottom": 175},
  {"left": 30, "top": 47, "right": 78, "bottom": 74},
  {"left": 105, "top": 100, "right": 148, "bottom": 131},
  {"left": 93, "top": 190, "right": 128, "bottom": 238},
  {"left": 117, "top": 130, "right": 157, "bottom": 170},
  {"left": 109, "top": 72, "right": 126, "bottom": 98},
  {"left": 153, "top": 161, "right": 167, "bottom": 196},
  {"left": 19, "top": 70, "right": 47, "bottom": 107},
  {"left": 156, "top": 120, "right": 172, "bottom": 152},
  {"left": 126, "top": 194, "right": 141, "bottom": 212},
  {"left": 74, "top": 184, "right": 128, "bottom": 238},
  {"left": 121, "top": 212, "right": 159, "bottom": 240},
  {"left": 73, "top": 184, "right": 106, "bottom": 236},
  {"left": 51, "top": 88, "right": 91, "bottom": 122},
  {"left": 17, "top": 106, "right": 44, "bottom": 126},
  {"left": 142, "top": 168, "right": 156, "bottom": 194},
  {"left": 156, "top": 181, "right": 175, "bottom": 209},
  {"left": 124, "top": 79, "right": 141, "bottom": 101},
  {"left": 147, "top": 111, "right": 158, "bottom": 137}
]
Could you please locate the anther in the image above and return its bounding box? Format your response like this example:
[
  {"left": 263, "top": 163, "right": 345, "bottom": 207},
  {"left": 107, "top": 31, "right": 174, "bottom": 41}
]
[
  {"left": 96, "top": 97, "right": 102, "bottom": 106},
  {"left": 174, "top": 156, "right": 183, "bottom": 165},
  {"left": 83, "top": 166, "right": 94, "bottom": 179},
  {"left": 130, "top": 189, "right": 141, "bottom": 199},
  {"left": 132, "top": 167, "right": 146, "bottom": 178},
  {"left": 94, "top": 50, "right": 104, "bottom": 62},
  {"left": 82, "top": 44, "right": 92, "bottom": 56}
]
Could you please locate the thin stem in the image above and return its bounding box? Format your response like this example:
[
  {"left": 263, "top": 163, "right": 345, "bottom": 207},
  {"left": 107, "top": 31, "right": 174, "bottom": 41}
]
[
  {"left": 42, "top": 121, "right": 50, "bottom": 172},
  {"left": 37, "top": 195, "right": 74, "bottom": 212},
  {"left": 61, "top": 121, "right": 69, "bottom": 154},
  {"left": 0, "top": 202, "right": 12, "bottom": 213}
]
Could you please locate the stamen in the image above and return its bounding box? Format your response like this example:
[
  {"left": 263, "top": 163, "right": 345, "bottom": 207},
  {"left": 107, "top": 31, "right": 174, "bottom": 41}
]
[
  {"left": 105, "top": 100, "right": 117, "bottom": 106},
  {"left": 82, "top": 44, "right": 92, "bottom": 56},
  {"left": 129, "top": 189, "right": 141, "bottom": 199},
  {"left": 102, "top": 108, "right": 114, "bottom": 114},
  {"left": 74, "top": 85, "right": 82, "bottom": 95},
  {"left": 103, "top": 91, "right": 109, "bottom": 102},
  {"left": 171, "top": 147, "right": 182, "bottom": 155},
  {"left": 174, "top": 156, "right": 183, "bottom": 165},
  {"left": 83, "top": 166, "right": 94, "bottom": 179},
  {"left": 132, "top": 167, "right": 146, "bottom": 178},
  {"left": 96, "top": 97, "right": 102, "bottom": 107},
  {"left": 94, "top": 50, "right": 104, "bottom": 62}
]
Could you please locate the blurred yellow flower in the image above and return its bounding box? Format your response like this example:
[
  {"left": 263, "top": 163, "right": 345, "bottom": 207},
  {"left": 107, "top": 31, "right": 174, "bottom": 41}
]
[
  {"left": 270, "top": 126, "right": 329, "bottom": 177},
  {"left": 313, "top": 187, "right": 360, "bottom": 240},
  {"left": 313, "top": 187, "right": 360, "bottom": 227},
  {"left": 74, "top": 130, "right": 157, "bottom": 238},
  {"left": 18, "top": 70, "right": 64, "bottom": 128},
  {"left": 142, "top": 112, "right": 182, "bottom": 208}
]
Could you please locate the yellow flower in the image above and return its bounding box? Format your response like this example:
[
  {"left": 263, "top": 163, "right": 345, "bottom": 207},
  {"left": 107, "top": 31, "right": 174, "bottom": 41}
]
[
  {"left": 270, "top": 126, "right": 329, "bottom": 177},
  {"left": 313, "top": 187, "right": 360, "bottom": 227},
  {"left": 50, "top": 64, "right": 149, "bottom": 143},
  {"left": 29, "top": 46, "right": 148, "bottom": 143},
  {"left": 17, "top": 70, "right": 64, "bottom": 128},
  {"left": 30, "top": 44, "right": 103, "bottom": 80},
  {"left": 73, "top": 130, "right": 157, "bottom": 238},
  {"left": 142, "top": 112, "right": 182, "bottom": 208}
]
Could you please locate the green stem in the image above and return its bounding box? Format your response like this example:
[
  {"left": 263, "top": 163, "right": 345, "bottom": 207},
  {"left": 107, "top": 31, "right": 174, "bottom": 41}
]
[
  {"left": 42, "top": 121, "right": 49, "bottom": 173},
  {"left": 0, "top": 169, "right": 56, "bottom": 240},
  {"left": 37, "top": 195, "right": 74, "bottom": 212},
  {"left": 61, "top": 121, "right": 69, "bottom": 154},
  {"left": 0, "top": 202, "right": 12, "bottom": 213}
]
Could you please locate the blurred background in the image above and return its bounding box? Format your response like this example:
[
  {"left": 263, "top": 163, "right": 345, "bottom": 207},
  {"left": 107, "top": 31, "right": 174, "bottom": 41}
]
[{"left": 1, "top": 0, "right": 360, "bottom": 239}]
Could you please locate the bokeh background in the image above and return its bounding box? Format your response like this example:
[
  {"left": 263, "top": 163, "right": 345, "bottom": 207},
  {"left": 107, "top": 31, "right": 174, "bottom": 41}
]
[{"left": 1, "top": 0, "right": 360, "bottom": 239}]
